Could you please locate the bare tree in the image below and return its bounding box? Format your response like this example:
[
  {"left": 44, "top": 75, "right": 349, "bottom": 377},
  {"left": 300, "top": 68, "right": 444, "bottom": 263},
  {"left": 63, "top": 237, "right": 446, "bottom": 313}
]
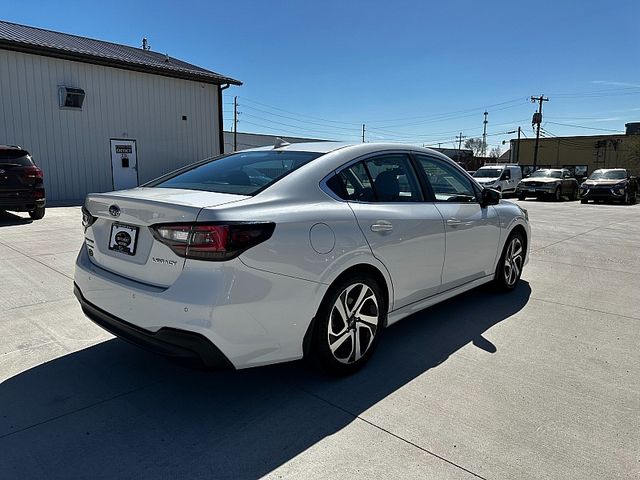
[
  {"left": 464, "top": 138, "right": 484, "bottom": 156},
  {"left": 489, "top": 146, "right": 502, "bottom": 158}
]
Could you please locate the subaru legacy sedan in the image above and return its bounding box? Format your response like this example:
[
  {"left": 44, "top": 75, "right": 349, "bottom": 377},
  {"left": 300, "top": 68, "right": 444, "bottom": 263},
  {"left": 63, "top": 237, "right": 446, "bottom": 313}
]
[{"left": 74, "top": 143, "right": 530, "bottom": 374}]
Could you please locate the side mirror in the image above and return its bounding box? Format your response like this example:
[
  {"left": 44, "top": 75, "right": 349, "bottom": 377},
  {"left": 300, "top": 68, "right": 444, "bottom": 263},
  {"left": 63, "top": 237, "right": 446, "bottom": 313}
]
[{"left": 481, "top": 188, "right": 501, "bottom": 206}]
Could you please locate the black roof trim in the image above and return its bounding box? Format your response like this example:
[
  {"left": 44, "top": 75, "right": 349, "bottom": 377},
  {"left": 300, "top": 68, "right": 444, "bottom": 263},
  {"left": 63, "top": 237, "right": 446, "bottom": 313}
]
[{"left": 0, "top": 20, "right": 242, "bottom": 86}]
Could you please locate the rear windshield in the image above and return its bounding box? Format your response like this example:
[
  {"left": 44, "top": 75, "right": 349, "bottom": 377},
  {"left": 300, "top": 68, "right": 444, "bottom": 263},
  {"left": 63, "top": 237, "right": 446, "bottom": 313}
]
[
  {"left": 149, "top": 150, "right": 323, "bottom": 195},
  {"left": 0, "top": 150, "right": 33, "bottom": 166}
]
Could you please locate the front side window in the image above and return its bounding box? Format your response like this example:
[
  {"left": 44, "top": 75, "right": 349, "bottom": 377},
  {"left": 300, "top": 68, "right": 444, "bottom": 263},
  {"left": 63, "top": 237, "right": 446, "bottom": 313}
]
[
  {"left": 148, "top": 150, "right": 322, "bottom": 195},
  {"left": 416, "top": 155, "right": 477, "bottom": 203}
]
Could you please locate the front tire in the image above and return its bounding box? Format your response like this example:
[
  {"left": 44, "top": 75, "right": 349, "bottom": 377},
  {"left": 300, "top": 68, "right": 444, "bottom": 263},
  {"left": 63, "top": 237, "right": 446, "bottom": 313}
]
[
  {"left": 494, "top": 232, "right": 525, "bottom": 291},
  {"left": 580, "top": 199, "right": 588, "bottom": 204},
  {"left": 311, "top": 274, "right": 385, "bottom": 375},
  {"left": 29, "top": 206, "right": 45, "bottom": 220}
]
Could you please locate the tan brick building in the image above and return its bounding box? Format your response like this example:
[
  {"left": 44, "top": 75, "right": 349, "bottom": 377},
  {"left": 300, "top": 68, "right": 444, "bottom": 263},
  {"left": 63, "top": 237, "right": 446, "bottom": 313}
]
[{"left": 509, "top": 124, "right": 640, "bottom": 179}]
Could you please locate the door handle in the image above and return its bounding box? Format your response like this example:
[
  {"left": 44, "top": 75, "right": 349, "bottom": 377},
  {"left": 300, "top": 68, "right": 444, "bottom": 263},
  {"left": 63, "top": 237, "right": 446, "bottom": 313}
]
[
  {"left": 371, "top": 221, "right": 393, "bottom": 233},
  {"left": 447, "top": 219, "right": 463, "bottom": 228}
]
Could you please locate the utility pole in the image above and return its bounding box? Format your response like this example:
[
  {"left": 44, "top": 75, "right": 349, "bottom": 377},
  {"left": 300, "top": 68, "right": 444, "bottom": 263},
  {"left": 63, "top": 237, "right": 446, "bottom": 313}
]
[
  {"left": 506, "top": 127, "right": 523, "bottom": 163},
  {"left": 362, "top": 124, "right": 365, "bottom": 143},
  {"left": 233, "top": 96, "right": 238, "bottom": 152},
  {"left": 516, "top": 126, "right": 521, "bottom": 164},
  {"left": 455, "top": 132, "right": 466, "bottom": 165},
  {"left": 531, "top": 95, "right": 549, "bottom": 169},
  {"left": 482, "top": 111, "right": 488, "bottom": 157}
]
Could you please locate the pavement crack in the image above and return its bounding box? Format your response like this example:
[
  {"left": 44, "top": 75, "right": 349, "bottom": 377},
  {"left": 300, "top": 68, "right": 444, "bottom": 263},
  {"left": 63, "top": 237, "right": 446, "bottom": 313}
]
[
  {"left": 291, "top": 384, "right": 489, "bottom": 480},
  {"left": 531, "top": 216, "right": 640, "bottom": 253},
  {"left": 0, "top": 239, "right": 73, "bottom": 280},
  {"left": 530, "top": 297, "right": 640, "bottom": 321}
]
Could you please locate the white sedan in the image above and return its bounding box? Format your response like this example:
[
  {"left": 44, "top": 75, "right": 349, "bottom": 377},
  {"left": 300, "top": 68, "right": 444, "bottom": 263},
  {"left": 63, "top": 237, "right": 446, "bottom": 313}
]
[{"left": 74, "top": 142, "right": 530, "bottom": 374}]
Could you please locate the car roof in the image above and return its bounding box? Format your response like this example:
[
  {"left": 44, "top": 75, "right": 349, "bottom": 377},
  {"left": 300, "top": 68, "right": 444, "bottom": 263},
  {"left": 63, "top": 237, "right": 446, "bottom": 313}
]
[
  {"left": 247, "top": 141, "right": 352, "bottom": 154},
  {"left": 243, "top": 141, "right": 452, "bottom": 159}
]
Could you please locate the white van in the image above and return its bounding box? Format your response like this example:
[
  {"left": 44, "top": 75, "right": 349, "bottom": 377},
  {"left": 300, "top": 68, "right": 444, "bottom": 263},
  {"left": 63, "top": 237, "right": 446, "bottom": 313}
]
[{"left": 472, "top": 164, "right": 522, "bottom": 195}]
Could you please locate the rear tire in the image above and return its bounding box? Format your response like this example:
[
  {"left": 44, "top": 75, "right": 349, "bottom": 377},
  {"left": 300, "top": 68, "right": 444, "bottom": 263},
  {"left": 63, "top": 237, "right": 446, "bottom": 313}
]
[
  {"left": 311, "top": 274, "right": 385, "bottom": 375},
  {"left": 493, "top": 231, "right": 525, "bottom": 292},
  {"left": 29, "top": 206, "right": 45, "bottom": 220},
  {"left": 518, "top": 194, "right": 526, "bottom": 201}
]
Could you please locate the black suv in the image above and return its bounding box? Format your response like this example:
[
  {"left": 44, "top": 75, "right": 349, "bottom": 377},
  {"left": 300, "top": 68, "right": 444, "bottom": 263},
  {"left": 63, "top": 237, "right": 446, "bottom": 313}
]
[
  {"left": 579, "top": 169, "right": 638, "bottom": 205},
  {"left": 0, "top": 145, "right": 45, "bottom": 219}
]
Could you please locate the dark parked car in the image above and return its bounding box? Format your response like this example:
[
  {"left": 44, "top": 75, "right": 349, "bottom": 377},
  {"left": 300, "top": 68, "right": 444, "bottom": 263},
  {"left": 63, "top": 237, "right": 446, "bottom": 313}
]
[
  {"left": 516, "top": 168, "right": 579, "bottom": 201},
  {"left": 0, "top": 145, "right": 45, "bottom": 219},
  {"left": 579, "top": 169, "right": 638, "bottom": 204}
]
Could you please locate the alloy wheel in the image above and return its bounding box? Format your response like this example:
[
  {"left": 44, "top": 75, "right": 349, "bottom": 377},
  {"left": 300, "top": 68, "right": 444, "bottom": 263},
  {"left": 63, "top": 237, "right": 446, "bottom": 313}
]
[
  {"left": 327, "top": 283, "right": 379, "bottom": 364},
  {"left": 503, "top": 237, "right": 524, "bottom": 287}
]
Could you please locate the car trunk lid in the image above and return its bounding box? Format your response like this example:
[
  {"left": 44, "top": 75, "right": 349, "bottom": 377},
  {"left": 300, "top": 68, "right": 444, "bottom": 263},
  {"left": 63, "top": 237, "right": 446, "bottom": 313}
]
[{"left": 84, "top": 187, "right": 248, "bottom": 287}]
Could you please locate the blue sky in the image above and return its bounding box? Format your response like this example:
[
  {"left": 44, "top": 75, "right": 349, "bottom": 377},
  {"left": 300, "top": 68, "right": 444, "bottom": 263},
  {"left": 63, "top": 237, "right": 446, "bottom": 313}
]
[{"left": 3, "top": 0, "right": 639, "bottom": 151}]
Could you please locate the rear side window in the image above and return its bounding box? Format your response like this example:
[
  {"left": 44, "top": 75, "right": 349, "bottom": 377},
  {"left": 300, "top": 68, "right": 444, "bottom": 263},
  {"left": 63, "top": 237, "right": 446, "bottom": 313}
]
[
  {"left": 148, "top": 150, "right": 322, "bottom": 195},
  {"left": 0, "top": 150, "right": 34, "bottom": 166},
  {"left": 329, "top": 154, "right": 423, "bottom": 202}
]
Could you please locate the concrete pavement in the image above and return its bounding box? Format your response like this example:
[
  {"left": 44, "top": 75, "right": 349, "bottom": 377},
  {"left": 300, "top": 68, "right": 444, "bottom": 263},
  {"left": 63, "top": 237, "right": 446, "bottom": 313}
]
[{"left": 1, "top": 200, "right": 638, "bottom": 479}]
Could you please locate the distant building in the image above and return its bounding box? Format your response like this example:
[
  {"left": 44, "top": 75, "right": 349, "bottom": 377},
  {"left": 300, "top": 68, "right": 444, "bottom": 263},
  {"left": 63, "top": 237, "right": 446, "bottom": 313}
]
[
  {"left": 0, "top": 20, "right": 241, "bottom": 203},
  {"left": 509, "top": 123, "right": 640, "bottom": 178},
  {"left": 433, "top": 148, "right": 477, "bottom": 169}
]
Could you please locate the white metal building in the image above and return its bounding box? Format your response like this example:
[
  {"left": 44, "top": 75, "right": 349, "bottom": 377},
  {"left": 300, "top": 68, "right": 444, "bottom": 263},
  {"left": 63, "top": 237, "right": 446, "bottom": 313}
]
[{"left": 0, "top": 20, "right": 241, "bottom": 203}]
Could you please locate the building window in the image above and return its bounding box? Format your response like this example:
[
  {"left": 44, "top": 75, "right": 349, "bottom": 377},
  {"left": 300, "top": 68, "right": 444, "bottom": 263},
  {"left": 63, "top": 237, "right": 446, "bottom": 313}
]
[{"left": 58, "top": 87, "right": 85, "bottom": 110}]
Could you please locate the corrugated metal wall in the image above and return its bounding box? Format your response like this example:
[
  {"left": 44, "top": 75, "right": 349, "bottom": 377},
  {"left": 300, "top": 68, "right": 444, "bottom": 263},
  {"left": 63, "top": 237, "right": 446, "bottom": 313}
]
[{"left": 0, "top": 49, "right": 221, "bottom": 203}]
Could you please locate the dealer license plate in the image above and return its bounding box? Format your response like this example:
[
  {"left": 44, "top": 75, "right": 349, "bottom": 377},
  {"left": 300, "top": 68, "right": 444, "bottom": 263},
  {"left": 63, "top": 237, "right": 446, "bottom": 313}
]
[{"left": 108, "top": 223, "right": 139, "bottom": 256}]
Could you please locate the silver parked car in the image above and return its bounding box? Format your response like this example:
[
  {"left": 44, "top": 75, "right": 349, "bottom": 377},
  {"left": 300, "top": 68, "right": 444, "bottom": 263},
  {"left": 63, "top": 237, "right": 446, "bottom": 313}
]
[{"left": 74, "top": 143, "right": 530, "bottom": 374}]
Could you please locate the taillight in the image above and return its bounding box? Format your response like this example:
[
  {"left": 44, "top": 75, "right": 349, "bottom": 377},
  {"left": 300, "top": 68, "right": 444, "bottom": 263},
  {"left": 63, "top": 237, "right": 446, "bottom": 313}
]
[
  {"left": 151, "top": 222, "right": 275, "bottom": 261},
  {"left": 22, "top": 166, "right": 44, "bottom": 181},
  {"left": 81, "top": 205, "right": 97, "bottom": 230}
]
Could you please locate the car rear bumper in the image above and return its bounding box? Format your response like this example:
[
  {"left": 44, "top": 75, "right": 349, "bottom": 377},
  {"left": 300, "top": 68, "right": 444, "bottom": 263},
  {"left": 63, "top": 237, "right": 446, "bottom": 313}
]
[
  {"left": 74, "top": 284, "right": 234, "bottom": 369},
  {"left": 73, "top": 246, "right": 324, "bottom": 369},
  {"left": 0, "top": 192, "right": 45, "bottom": 211}
]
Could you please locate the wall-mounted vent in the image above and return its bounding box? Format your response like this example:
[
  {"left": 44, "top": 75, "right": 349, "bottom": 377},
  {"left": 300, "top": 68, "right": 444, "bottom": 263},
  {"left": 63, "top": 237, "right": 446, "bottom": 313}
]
[{"left": 59, "top": 87, "right": 85, "bottom": 109}]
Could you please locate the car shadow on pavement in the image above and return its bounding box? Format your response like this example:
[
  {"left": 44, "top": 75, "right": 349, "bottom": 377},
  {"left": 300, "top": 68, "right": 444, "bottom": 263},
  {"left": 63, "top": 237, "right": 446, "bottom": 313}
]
[
  {"left": 0, "top": 281, "right": 530, "bottom": 479},
  {"left": 0, "top": 210, "right": 32, "bottom": 226}
]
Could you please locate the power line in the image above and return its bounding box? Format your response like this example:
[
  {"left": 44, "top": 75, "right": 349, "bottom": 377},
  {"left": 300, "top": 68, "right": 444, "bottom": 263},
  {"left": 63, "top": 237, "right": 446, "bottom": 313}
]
[
  {"left": 544, "top": 121, "right": 622, "bottom": 132},
  {"left": 239, "top": 112, "right": 362, "bottom": 136},
  {"left": 238, "top": 103, "right": 362, "bottom": 132}
]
